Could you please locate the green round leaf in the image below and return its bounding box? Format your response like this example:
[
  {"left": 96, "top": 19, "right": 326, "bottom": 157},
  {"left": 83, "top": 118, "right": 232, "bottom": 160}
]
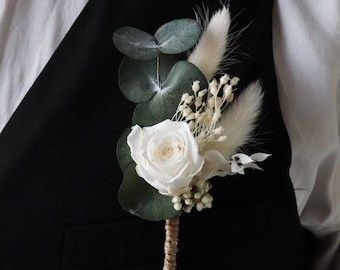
[
  {"left": 113, "top": 26, "right": 159, "bottom": 60},
  {"left": 118, "top": 54, "right": 179, "bottom": 103},
  {"left": 132, "top": 102, "right": 159, "bottom": 127},
  {"left": 118, "top": 163, "right": 179, "bottom": 221},
  {"left": 116, "top": 128, "right": 133, "bottom": 172},
  {"left": 155, "top": 19, "right": 201, "bottom": 55},
  {"left": 147, "top": 60, "right": 208, "bottom": 121}
]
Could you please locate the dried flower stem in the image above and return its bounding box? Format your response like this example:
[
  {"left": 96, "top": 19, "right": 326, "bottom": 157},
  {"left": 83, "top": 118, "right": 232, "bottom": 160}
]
[{"left": 163, "top": 215, "right": 180, "bottom": 270}]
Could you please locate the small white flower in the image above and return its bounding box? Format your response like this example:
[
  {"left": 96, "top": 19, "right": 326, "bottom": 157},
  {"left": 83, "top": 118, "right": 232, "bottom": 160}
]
[
  {"left": 184, "top": 95, "right": 194, "bottom": 104},
  {"left": 198, "top": 89, "right": 208, "bottom": 98},
  {"left": 223, "top": 84, "right": 232, "bottom": 100},
  {"left": 182, "top": 107, "right": 193, "bottom": 117},
  {"left": 192, "top": 80, "right": 200, "bottom": 93},
  {"left": 181, "top": 93, "right": 190, "bottom": 102},
  {"left": 230, "top": 153, "right": 271, "bottom": 174},
  {"left": 127, "top": 119, "right": 205, "bottom": 196},
  {"left": 195, "top": 98, "right": 203, "bottom": 108},
  {"left": 219, "top": 74, "right": 229, "bottom": 85},
  {"left": 209, "top": 79, "right": 219, "bottom": 96},
  {"left": 230, "top": 76, "right": 240, "bottom": 86}
]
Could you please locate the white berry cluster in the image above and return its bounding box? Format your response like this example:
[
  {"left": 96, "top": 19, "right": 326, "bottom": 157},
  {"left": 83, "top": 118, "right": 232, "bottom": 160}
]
[{"left": 171, "top": 180, "right": 213, "bottom": 213}]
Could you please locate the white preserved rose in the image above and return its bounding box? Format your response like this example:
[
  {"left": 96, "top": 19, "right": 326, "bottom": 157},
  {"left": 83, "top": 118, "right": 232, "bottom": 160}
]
[{"left": 127, "top": 119, "right": 204, "bottom": 196}]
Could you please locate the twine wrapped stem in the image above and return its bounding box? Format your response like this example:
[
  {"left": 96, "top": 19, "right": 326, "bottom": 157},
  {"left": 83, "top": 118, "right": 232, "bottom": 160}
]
[{"left": 163, "top": 215, "right": 180, "bottom": 270}]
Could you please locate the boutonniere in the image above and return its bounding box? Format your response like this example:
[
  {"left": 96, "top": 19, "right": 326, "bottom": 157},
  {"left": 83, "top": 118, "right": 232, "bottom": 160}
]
[{"left": 113, "top": 5, "right": 270, "bottom": 269}]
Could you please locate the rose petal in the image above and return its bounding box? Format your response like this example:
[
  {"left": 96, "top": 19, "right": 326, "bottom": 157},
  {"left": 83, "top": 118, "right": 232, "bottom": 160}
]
[{"left": 127, "top": 119, "right": 204, "bottom": 196}]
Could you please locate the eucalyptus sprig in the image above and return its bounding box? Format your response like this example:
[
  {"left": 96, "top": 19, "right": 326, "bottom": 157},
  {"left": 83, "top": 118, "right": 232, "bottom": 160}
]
[
  {"left": 113, "top": 19, "right": 201, "bottom": 60},
  {"left": 113, "top": 18, "right": 208, "bottom": 221}
]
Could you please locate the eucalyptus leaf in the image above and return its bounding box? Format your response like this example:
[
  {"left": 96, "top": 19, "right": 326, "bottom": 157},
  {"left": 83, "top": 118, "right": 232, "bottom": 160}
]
[
  {"left": 113, "top": 26, "right": 159, "bottom": 60},
  {"left": 147, "top": 60, "right": 208, "bottom": 121},
  {"left": 118, "top": 163, "right": 179, "bottom": 221},
  {"left": 155, "top": 19, "right": 201, "bottom": 55},
  {"left": 119, "top": 54, "right": 179, "bottom": 103},
  {"left": 132, "top": 102, "right": 159, "bottom": 127},
  {"left": 116, "top": 128, "right": 133, "bottom": 172}
]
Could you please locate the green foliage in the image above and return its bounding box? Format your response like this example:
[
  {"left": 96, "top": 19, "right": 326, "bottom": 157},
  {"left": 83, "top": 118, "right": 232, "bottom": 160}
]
[
  {"left": 146, "top": 61, "right": 207, "bottom": 121},
  {"left": 116, "top": 128, "right": 133, "bottom": 173},
  {"left": 113, "top": 19, "right": 201, "bottom": 61},
  {"left": 154, "top": 19, "right": 201, "bottom": 55},
  {"left": 113, "top": 17, "right": 206, "bottom": 221},
  {"left": 132, "top": 102, "right": 159, "bottom": 127},
  {"left": 113, "top": 27, "right": 158, "bottom": 60},
  {"left": 118, "top": 163, "right": 179, "bottom": 221},
  {"left": 118, "top": 54, "right": 178, "bottom": 103}
]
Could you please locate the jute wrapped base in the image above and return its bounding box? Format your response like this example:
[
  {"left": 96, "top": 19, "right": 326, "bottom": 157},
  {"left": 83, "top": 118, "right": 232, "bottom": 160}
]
[{"left": 163, "top": 215, "right": 180, "bottom": 270}]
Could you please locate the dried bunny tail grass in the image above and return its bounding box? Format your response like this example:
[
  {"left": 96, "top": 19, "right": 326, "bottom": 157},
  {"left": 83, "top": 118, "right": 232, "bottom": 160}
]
[
  {"left": 188, "top": 4, "right": 231, "bottom": 81},
  {"left": 205, "top": 81, "right": 264, "bottom": 158}
]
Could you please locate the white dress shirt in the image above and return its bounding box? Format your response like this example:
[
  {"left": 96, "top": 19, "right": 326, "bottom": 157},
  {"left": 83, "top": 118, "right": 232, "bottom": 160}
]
[
  {"left": 0, "top": 0, "right": 88, "bottom": 132},
  {"left": 273, "top": 1, "right": 340, "bottom": 269}
]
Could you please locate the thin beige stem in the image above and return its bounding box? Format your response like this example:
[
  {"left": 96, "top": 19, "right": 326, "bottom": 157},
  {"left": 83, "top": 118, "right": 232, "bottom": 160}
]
[{"left": 163, "top": 215, "right": 180, "bottom": 270}]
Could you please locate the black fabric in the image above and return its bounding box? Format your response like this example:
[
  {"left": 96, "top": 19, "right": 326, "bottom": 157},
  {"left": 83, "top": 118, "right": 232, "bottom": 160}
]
[{"left": 0, "top": 0, "right": 309, "bottom": 269}]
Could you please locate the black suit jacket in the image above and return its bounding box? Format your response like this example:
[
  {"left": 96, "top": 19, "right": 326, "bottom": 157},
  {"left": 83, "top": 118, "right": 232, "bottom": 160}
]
[{"left": 0, "top": 0, "right": 309, "bottom": 269}]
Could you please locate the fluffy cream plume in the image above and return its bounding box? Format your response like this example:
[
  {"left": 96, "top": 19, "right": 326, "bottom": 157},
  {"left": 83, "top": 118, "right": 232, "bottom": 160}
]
[
  {"left": 188, "top": 5, "right": 231, "bottom": 81},
  {"left": 205, "top": 81, "right": 264, "bottom": 158}
]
